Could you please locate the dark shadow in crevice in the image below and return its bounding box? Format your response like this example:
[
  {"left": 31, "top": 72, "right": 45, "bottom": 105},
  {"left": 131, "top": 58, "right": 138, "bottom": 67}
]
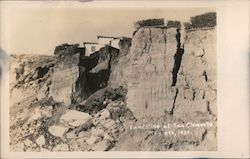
[
  {"left": 74, "top": 46, "right": 120, "bottom": 104},
  {"left": 37, "top": 66, "right": 50, "bottom": 79},
  {"left": 171, "top": 29, "right": 184, "bottom": 87},
  {"left": 170, "top": 88, "right": 179, "bottom": 115}
]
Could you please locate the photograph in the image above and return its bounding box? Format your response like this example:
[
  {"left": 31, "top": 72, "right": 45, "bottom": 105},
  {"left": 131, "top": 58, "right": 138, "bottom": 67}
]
[
  {"left": 6, "top": 7, "right": 217, "bottom": 152},
  {"left": 1, "top": 1, "right": 249, "bottom": 158}
]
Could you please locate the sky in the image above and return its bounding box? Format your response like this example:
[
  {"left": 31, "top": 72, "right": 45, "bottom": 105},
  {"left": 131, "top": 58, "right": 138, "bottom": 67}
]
[{"left": 0, "top": 2, "right": 215, "bottom": 55}]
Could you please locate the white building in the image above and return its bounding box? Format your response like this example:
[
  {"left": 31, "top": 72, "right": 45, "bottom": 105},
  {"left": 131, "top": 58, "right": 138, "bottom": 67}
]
[
  {"left": 83, "top": 36, "right": 125, "bottom": 56},
  {"left": 97, "top": 36, "right": 120, "bottom": 49},
  {"left": 110, "top": 38, "right": 120, "bottom": 49},
  {"left": 83, "top": 42, "right": 99, "bottom": 56}
]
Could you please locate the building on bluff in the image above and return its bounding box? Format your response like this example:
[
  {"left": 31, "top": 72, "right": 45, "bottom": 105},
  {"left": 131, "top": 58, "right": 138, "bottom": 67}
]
[{"left": 83, "top": 36, "right": 125, "bottom": 56}]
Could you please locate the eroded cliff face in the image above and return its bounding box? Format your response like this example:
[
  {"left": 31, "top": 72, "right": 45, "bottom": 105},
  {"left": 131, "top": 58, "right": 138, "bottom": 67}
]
[
  {"left": 108, "top": 37, "right": 131, "bottom": 87},
  {"left": 174, "top": 29, "right": 216, "bottom": 121},
  {"left": 50, "top": 44, "right": 120, "bottom": 106},
  {"left": 108, "top": 24, "right": 216, "bottom": 122},
  {"left": 117, "top": 26, "right": 216, "bottom": 121},
  {"left": 125, "top": 27, "right": 178, "bottom": 119},
  {"left": 9, "top": 55, "right": 56, "bottom": 105},
  {"left": 109, "top": 22, "right": 216, "bottom": 151},
  {"left": 50, "top": 52, "right": 82, "bottom": 106}
]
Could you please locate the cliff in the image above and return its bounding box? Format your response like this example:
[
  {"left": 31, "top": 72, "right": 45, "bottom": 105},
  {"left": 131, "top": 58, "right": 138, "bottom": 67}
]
[
  {"left": 108, "top": 13, "right": 216, "bottom": 150},
  {"left": 112, "top": 24, "right": 216, "bottom": 151},
  {"left": 116, "top": 25, "right": 216, "bottom": 121}
]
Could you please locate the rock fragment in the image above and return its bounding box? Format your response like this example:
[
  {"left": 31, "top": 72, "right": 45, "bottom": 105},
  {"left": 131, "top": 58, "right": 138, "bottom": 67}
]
[
  {"left": 60, "top": 110, "right": 92, "bottom": 128},
  {"left": 48, "top": 125, "right": 68, "bottom": 138},
  {"left": 36, "top": 135, "right": 46, "bottom": 146}
]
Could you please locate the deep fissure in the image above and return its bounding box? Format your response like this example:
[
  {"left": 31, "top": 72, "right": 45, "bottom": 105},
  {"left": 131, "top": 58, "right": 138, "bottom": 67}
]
[
  {"left": 170, "top": 88, "right": 179, "bottom": 115},
  {"left": 73, "top": 46, "right": 120, "bottom": 105},
  {"left": 171, "top": 28, "right": 184, "bottom": 87}
]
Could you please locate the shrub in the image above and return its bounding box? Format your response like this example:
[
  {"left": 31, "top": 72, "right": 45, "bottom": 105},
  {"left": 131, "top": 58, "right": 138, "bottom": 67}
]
[
  {"left": 184, "top": 22, "right": 192, "bottom": 31},
  {"left": 134, "top": 18, "right": 164, "bottom": 29},
  {"left": 167, "top": 20, "right": 181, "bottom": 29},
  {"left": 54, "top": 43, "right": 79, "bottom": 57},
  {"left": 190, "top": 12, "right": 216, "bottom": 28}
]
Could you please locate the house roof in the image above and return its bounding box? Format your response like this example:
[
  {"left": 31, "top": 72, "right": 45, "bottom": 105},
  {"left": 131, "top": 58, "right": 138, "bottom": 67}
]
[
  {"left": 97, "top": 35, "right": 119, "bottom": 39},
  {"left": 83, "top": 42, "right": 99, "bottom": 45}
]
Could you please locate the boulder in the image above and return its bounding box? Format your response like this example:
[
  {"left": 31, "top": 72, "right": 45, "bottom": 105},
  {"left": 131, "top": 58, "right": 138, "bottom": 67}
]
[
  {"left": 36, "top": 135, "right": 46, "bottom": 146},
  {"left": 60, "top": 110, "right": 92, "bottom": 128},
  {"left": 48, "top": 125, "right": 68, "bottom": 138}
]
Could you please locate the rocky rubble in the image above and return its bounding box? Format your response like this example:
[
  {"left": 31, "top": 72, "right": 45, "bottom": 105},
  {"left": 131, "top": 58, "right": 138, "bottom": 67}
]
[
  {"left": 48, "top": 98, "right": 132, "bottom": 151},
  {"left": 10, "top": 85, "right": 133, "bottom": 151}
]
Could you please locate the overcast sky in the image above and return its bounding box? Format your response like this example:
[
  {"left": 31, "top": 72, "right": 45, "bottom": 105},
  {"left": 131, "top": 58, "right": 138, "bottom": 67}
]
[{"left": 0, "top": 3, "right": 214, "bottom": 55}]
